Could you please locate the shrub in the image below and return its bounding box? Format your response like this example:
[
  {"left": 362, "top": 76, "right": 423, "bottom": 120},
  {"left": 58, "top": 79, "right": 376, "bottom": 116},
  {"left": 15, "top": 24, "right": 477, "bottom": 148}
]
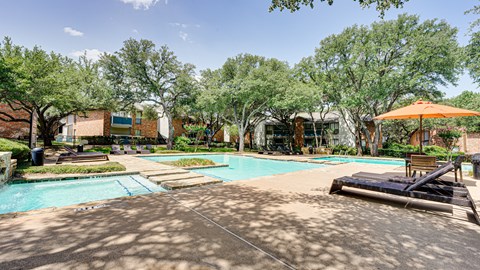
[
  {"left": 174, "top": 136, "right": 192, "bottom": 150},
  {"left": 332, "top": 144, "right": 357, "bottom": 155},
  {"left": 16, "top": 162, "right": 126, "bottom": 175},
  {"left": 85, "top": 146, "right": 112, "bottom": 154},
  {"left": 0, "top": 138, "right": 30, "bottom": 161},
  {"left": 160, "top": 158, "right": 215, "bottom": 167}
]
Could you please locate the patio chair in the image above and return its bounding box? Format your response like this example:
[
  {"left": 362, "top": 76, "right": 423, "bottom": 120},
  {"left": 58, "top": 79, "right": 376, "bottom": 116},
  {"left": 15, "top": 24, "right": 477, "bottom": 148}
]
[
  {"left": 57, "top": 146, "right": 109, "bottom": 164},
  {"left": 145, "top": 144, "right": 154, "bottom": 150},
  {"left": 136, "top": 145, "right": 150, "bottom": 154},
  {"left": 329, "top": 161, "right": 474, "bottom": 209},
  {"left": 110, "top": 144, "right": 124, "bottom": 155},
  {"left": 257, "top": 146, "right": 267, "bottom": 154},
  {"left": 123, "top": 145, "right": 137, "bottom": 155},
  {"left": 408, "top": 155, "right": 437, "bottom": 177}
]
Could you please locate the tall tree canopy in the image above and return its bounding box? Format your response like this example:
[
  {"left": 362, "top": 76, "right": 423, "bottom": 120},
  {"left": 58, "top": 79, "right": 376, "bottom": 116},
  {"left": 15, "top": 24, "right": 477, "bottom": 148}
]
[
  {"left": 204, "top": 54, "right": 285, "bottom": 152},
  {"left": 0, "top": 37, "right": 110, "bottom": 146},
  {"left": 100, "top": 38, "right": 196, "bottom": 149},
  {"left": 269, "top": 0, "right": 408, "bottom": 16},
  {"left": 309, "top": 14, "right": 462, "bottom": 155}
]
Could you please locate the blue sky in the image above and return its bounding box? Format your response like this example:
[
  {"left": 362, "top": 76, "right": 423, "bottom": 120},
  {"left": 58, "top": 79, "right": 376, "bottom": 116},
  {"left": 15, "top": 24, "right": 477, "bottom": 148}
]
[{"left": 0, "top": 0, "right": 478, "bottom": 97}]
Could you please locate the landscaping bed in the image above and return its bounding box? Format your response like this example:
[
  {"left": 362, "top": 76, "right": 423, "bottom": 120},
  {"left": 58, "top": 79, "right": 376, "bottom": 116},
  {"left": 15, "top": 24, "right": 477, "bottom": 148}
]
[
  {"left": 159, "top": 158, "right": 216, "bottom": 168},
  {"left": 15, "top": 162, "right": 126, "bottom": 175}
]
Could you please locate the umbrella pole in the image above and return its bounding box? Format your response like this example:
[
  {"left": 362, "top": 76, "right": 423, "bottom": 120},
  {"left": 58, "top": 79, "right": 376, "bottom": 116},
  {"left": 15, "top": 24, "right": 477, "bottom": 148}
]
[{"left": 419, "top": 115, "right": 423, "bottom": 154}]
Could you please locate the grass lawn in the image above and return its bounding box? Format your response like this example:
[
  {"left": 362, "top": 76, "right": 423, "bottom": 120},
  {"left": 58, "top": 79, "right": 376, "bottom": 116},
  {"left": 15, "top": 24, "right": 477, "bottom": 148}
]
[
  {"left": 160, "top": 158, "right": 215, "bottom": 167},
  {"left": 16, "top": 162, "right": 126, "bottom": 175}
]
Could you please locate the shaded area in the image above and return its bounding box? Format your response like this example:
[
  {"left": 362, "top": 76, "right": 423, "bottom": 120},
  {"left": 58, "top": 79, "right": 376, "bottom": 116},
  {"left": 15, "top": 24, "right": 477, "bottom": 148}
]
[{"left": 0, "top": 182, "right": 479, "bottom": 269}]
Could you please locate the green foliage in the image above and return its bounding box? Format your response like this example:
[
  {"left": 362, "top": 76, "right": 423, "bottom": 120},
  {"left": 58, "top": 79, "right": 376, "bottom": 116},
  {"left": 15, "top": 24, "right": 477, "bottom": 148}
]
[
  {"left": 309, "top": 14, "right": 462, "bottom": 155},
  {"left": 206, "top": 54, "right": 287, "bottom": 151},
  {"left": 0, "top": 37, "right": 111, "bottom": 146},
  {"left": 173, "top": 136, "right": 192, "bottom": 150},
  {"left": 16, "top": 162, "right": 126, "bottom": 175},
  {"left": 379, "top": 143, "right": 465, "bottom": 161},
  {"left": 100, "top": 38, "right": 196, "bottom": 150},
  {"left": 269, "top": 0, "right": 408, "bottom": 17},
  {"left": 0, "top": 138, "right": 30, "bottom": 160},
  {"left": 332, "top": 144, "right": 357, "bottom": 155},
  {"left": 142, "top": 105, "right": 159, "bottom": 121},
  {"left": 160, "top": 158, "right": 216, "bottom": 167},
  {"left": 85, "top": 146, "right": 112, "bottom": 154}
]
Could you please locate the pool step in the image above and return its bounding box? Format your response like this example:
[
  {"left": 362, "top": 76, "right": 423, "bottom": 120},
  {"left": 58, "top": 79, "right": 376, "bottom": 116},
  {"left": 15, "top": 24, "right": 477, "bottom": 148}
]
[
  {"left": 148, "top": 173, "right": 204, "bottom": 184},
  {"left": 140, "top": 169, "right": 189, "bottom": 178},
  {"left": 161, "top": 177, "right": 222, "bottom": 190}
]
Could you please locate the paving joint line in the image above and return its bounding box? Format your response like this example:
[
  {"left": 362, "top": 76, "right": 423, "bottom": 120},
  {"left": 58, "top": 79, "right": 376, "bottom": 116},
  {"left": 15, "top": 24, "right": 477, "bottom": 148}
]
[{"left": 166, "top": 193, "right": 297, "bottom": 270}]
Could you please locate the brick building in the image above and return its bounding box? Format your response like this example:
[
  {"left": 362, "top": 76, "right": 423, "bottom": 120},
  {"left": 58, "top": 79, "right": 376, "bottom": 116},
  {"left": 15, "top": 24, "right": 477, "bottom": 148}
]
[
  {"left": 410, "top": 129, "right": 480, "bottom": 154},
  {"left": 0, "top": 103, "right": 32, "bottom": 139},
  {"left": 58, "top": 108, "right": 158, "bottom": 142}
]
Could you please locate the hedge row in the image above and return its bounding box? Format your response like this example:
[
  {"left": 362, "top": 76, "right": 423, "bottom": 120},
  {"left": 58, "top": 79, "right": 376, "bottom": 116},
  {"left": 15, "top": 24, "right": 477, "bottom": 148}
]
[
  {"left": 0, "top": 138, "right": 30, "bottom": 161},
  {"left": 80, "top": 136, "right": 161, "bottom": 145}
]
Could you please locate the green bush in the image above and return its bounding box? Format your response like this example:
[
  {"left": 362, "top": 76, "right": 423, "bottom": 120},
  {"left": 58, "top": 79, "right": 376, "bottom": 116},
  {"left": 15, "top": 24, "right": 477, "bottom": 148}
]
[
  {"left": 379, "top": 143, "right": 466, "bottom": 161},
  {"left": 332, "top": 144, "right": 357, "bottom": 155},
  {"left": 160, "top": 158, "right": 215, "bottom": 167},
  {"left": 173, "top": 136, "right": 192, "bottom": 151},
  {"left": 85, "top": 146, "right": 112, "bottom": 154},
  {"left": 16, "top": 162, "right": 126, "bottom": 175},
  {"left": 0, "top": 138, "right": 30, "bottom": 161}
]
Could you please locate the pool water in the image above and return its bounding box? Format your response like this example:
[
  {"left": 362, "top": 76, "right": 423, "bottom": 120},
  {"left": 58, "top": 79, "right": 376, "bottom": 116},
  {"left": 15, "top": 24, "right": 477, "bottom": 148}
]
[
  {"left": 0, "top": 175, "right": 165, "bottom": 215},
  {"left": 141, "top": 154, "right": 326, "bottom": 181},
  {"left": 312, "top": 156, "right": 473, "bottom": 171}
]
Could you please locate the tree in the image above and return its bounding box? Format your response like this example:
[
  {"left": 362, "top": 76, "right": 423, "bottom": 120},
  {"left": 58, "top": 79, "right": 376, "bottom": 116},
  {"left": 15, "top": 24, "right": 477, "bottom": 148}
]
[
  {"left": 0, "top": 38, "right": 110, "bottom": 146},
  {"left": 195, "top": 69, "right": 226, "bottom": 148},
  {"left": 207, "top": 54, "right": 278, "bottom": 152},
  {"left": 295, "top": 56, "right": 337, "bottom": 148},
  {"left": 310, "top": 14, "right": 462, "bottom": 156},
  {"left": 269, "top": 0, "right": 408, "bottom": 16},
  {"left": 100, "top": 39, "right": 196, "bottom": 150}
]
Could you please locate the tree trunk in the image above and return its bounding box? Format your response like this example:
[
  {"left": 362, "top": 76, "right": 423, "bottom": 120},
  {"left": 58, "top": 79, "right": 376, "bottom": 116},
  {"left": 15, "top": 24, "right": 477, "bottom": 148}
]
[
  {"left": 356, "top": 128, "right": 363, "bottom": 156},
  {"left": 167, "top": 113, "right": 174, "bottom": 150},
  {"left": 371, "top": 122, "right": 382, "bottom": 157},
  {"left": 238, "top": 125, "right": 245, "bottom": 152}
]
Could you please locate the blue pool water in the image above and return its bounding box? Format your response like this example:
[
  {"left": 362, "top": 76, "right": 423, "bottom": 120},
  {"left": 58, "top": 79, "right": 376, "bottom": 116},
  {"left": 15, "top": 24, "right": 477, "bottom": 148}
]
[
  {"left": 312, "top": 156, "right": 473, "bottom": 171},
  {"left": 0, "top": 175, "right": 165, "bottom": 215},
  {"left": 140, "top": 154, "right": 326, "bottom": 181}
]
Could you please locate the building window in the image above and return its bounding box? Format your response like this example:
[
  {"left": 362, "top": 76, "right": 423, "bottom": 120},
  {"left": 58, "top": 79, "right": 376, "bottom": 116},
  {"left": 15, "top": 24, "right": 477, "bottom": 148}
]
[
  {"left": 135, "top": 130, "right": 141, "bottom": 136},
  {"left": 58, "top": 126, "right": 63, "bottom": 134},
  {"left": 136, "top": 112, "right": 142, "bottom": 124},
  {"left": 331, "top": 122, "right": 339, "bottom": 134}
]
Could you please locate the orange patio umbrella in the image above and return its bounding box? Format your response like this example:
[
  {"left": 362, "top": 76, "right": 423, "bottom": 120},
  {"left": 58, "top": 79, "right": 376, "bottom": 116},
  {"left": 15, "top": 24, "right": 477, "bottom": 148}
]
[{"left": 374, "top": 100, "right": 480, "bottom": 153}]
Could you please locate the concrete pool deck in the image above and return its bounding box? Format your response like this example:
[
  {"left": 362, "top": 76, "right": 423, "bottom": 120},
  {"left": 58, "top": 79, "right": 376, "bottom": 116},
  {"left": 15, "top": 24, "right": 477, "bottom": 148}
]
[{"left": 1, "top": 158, "right": 480, "bottom": 269}]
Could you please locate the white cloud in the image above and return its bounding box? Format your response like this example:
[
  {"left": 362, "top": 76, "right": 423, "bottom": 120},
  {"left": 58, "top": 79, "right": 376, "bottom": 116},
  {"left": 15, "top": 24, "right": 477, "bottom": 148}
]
[
  {"left": 178, "top": 31, "right": 189, "bottom": 42},
  {"left": 120, "top": 0, "right": 159, "bottom": 10},
  {"left": 70, "top": 49, "right": 105, "bottom": 61},
  {"left": 132, "top": 29, "right": 139, "bottom": 34},
  {"left": 63, "top": 27, "right": 84, "bottom": 37},
  {"left": 169, "top": 22, "right": 200, "bottom": 29}
]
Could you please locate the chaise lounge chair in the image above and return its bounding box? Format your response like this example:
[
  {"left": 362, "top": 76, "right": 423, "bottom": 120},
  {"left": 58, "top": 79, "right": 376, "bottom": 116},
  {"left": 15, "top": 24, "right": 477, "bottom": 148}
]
[
  {"left": 56, "top": 146, "right": 109, "bottom": 164},
  {"left": 110, "top": 144, "right": 124, "bottom": 155},
  {"left": 136, "top": 145, "right": 150, "bottom": 154},
  {"left": 123, "top": 145, "right": 136, "bottom": 155},
  {"left": 329, "top": 156, "right": 474, "bottom": 209}
]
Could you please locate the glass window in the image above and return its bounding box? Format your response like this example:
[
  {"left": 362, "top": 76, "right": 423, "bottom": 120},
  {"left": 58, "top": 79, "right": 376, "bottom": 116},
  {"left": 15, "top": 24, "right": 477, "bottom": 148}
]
[
  {"left": 135, "top": 130, "right": 141, "bottom": 136},
  {"left": 136, "top": 112, "right": 142, "bottom": 124}
]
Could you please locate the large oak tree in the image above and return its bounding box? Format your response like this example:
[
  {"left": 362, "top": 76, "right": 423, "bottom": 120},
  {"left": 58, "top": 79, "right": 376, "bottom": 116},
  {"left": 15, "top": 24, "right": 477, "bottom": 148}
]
[{"left": 100, "top": 39, "right": 196, "bottom": 150}]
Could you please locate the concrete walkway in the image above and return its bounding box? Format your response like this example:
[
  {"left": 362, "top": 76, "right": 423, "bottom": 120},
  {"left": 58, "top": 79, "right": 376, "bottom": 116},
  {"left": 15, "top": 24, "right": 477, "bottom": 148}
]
[{"left": 1, "top": 160, "right": 480, "bottom": 269}]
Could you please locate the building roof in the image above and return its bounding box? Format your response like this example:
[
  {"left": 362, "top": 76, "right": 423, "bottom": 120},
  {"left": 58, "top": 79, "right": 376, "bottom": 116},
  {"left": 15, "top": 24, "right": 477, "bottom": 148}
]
[{"left": 295, "top": 111, "right": 340, "bottom": 122}]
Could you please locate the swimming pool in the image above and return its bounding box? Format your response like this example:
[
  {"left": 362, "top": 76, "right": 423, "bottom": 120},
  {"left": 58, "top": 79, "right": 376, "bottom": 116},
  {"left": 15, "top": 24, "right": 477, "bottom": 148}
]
[
  {"left": 0, "top": 175, "right": 165, "bottom": 215},
  {"left": 140, "top": 154, "right": 326, "bottom": 181},
  {"left": 312, "top": 156, "right": 473, "bottom": 171}
]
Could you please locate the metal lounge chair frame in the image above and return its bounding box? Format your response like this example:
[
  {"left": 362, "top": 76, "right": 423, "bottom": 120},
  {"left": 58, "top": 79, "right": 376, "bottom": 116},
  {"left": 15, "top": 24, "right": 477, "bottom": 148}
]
[
  {"left": 136, "top": 145, "right": 150, "bottom": 154},
  {"left": 123, "top": 145, "right": 137, "bottom": 155},
  {"left": 329, "top": 159, "right": 473, "bottom": 208},
  {"left": 110, "top": 144, "right": 124, "bottom": 155},
  {"left": 57, "top": 146, "right": 109, "bottom": 164}
]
